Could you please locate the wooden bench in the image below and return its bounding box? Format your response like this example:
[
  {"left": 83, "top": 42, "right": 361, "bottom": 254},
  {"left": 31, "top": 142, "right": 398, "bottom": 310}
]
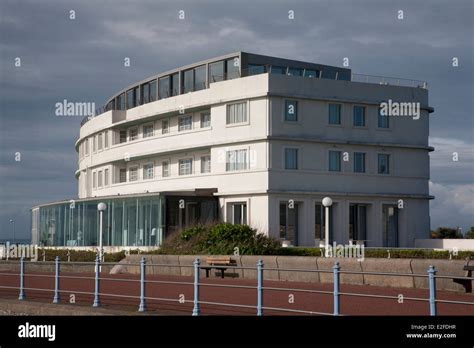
[
  {"left": 453, "top": 261, "right": 473, "bottom": 293},
  {"left": 202, "top": 257, "right": 236, "bottom": 278}
]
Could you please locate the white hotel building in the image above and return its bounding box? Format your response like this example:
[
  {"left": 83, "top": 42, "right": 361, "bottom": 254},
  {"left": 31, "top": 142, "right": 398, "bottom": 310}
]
[{"left": 31, "top": 52, "right": 434, "bottom": 248}]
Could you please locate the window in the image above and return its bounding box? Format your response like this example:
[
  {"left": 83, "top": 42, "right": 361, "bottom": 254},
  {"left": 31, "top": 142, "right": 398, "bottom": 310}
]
[
  {"left": 143, "top": 124, "right": 154, "bottom": 138},
  {"left": 231, "top": 203, "right": 247, "bottom": 225},
  {"left": 248, "top": 64, "right": 265, "bottom": 75},
  {"left": 226, "top": 149, "right": 248, "bottom": 171},
  {"left": 285, "top": 100, "right": 298, "bottom": 122},
  {"left": 104, "top": 131, "right": 109, "bottom": 148},
  {"left": 171, "top": 73, "right": 179, "bottom": 96},
  {"left": 92, "top": 172, "right": 97, "bottom": 189},
  {"left": 201, "top": 156, "right": 211, "bottom": 173},
  {"left": 129, "top": 167, "right": 138, "bottom": 181},
  {"left": 178, "top": 115, "right": 193, "bottom": 131},
  {"left": 270, "top": 66, "right": 286, "bottom": 74},
  {"left": 284, "top": 148, "right": 298, "bottom": 170},
  {"left": 162, "top": 119, "right": 170, "bottom": 134},
  {"left": 349, "top": 204, "right": 367, "bottom": 241},
  {"left": 200, "top": 113, "right": 211, "bottom": 128},
  {"left": 98, "top": 133, "right": 103, "bottom": 151},
  {"left": 143, "top": 163, "right": 154, "bottom": 180},
  {"left": 92, "top": 135, "right": 96, "bottom": 152},
  {"left": 117, "top": 93, "right": 125, "bottom": 110},
  {"left": 227, "top": 102, "right": 247, "bottom": 124},
  {"left": 129, "top": 128, "right": 138, "bottom": 141},
  {"left": 226, "top": 58, "right": 240, "bottom": 79},
  {"left": 209, "top": 61, "right": 224, "bottom": 82},
  {"left": 287, "top": 67, "right": 303, "bottom": 76},
  {"left": 353, "top": 106, "right": 366, "bottom": 127},
  {"left": 304, "top": 69, "right": 319, "bottom": 78},
  {"left": 119, "top": 168, "right": 127, "bottom": 183},
  {"left": 119, "top": 130, "right": 127, "bottom": 144},
  {"left": 179, "top": 159, "right": 193, "bottom": 176},
  {"left": 328, "top": 104, "right": 341, "bottom": 125},
  {"left": 329, "top": 151, "right": 341, "bottom": 172},
  {"left": 279, "top": 202, "right": 299, "bottom": 245},
  {"left": 321, "top": 70, "right": 337, "bottom": 80},
  {"left": 149, "top": 80, "right": 157, "bottom": 101},
  {"left": 126, "top": 87, "right": 138, "bottom": 109},
  {"left": 194, "top": 65, "right": 206, "bottom": 91},
  {"left": 159, "top": 76, "right": 170, "bottom": 99},
  {"left": 162, "top": 161, "right": 170, "bottom": 177},
  {"left": 85, "top": 138, "right": 89, "bottom": 155},
  {"left": 354, "top": 152, "right": 366, "bottom": 173},
  {"left": 378, "top": 107, "right": 389, "bottom": 128},
  {"left": 104, "top": 168, "right": 109, "bottom": 186},
  {"left": 98, "top": 170, "right": 102, "bottom": 187},
  {"left": 378, "top": 154, "right": 390, "bottom": 174},
  {"left": 141, "top": 82, "right": 150, "bottom": 104},
  {"left": 183, "top": 69, "right": 194, "bottom": 93}
]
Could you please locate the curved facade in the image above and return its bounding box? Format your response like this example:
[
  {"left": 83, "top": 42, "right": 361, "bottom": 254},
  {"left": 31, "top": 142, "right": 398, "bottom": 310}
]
[{"left": 33, "top": 51, "right": 433, "bottom": 248}]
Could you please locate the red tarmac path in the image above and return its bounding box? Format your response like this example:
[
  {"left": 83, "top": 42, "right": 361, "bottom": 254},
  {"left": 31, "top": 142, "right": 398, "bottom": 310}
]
[{"left": 0, "top": 271, "right": 473, "bottom": 316}]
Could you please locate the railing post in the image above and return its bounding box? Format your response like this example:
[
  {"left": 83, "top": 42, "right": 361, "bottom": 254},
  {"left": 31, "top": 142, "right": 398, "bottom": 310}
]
[
  {"left": 18, "top": 257, "right": 25, "bottom": 300},
  {"left": 333, "top": 261, "right": 340, "bottom": 316},
  {"left": 53, "top": 256, "right": 61, "bottom": 304},
  {"left": 257, "top": 259, "right": 264, "bottom": 316},
  {"left": 192, "top": 258, "right": 201, "bottom": 316},
  {"left": 138, "top": 257, "right": 147, "bottom": 312},
  {"left": 93, "top": 255, "right": 101, "bottom": 307},
  {"left": 428, "top": 265, "right": 437, "bottom": 316}
]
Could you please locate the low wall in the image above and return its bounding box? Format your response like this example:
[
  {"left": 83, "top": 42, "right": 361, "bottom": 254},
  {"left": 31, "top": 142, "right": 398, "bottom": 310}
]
[
  {"left": 414, "top": 239, "right": 474, "bottom": 250},
  {"left": 110, "top": 255, "right": 472, "bottom": 293}
]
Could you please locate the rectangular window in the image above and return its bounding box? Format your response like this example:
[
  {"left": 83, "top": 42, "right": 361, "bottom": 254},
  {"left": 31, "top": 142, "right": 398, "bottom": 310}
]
[
  {"left": 329, "top": 151, "right": 341, "bottom": 172},
  {"left": 328, "top": 104, "right": 341, "bottom": 125},
  {"left": 98, "top": 133, "right": 103, "bottom": 150},
  {"left": 149, "top": 80, "right": 157, "bottom": 102},
  {"left": 270, "top": 66, "right": 286, "bottom": 74},
  {"left": 119, "top": 130, "right": 127, "bottom": 143},
  {"left": 117, "top": 93, "right": 125, "bottom": 110},
  {"left": 226, "top": 102, "right": 247, "bottom": 124},
  {"left": 141, "top": 82, "right": 150, "bottom": 104},
  {"left": 119, "top": 168, "right": 127, "bottom": 183},
  {"left": 231, "top": 203, "right": 247, "bottom": 225},
  {"left": 209, "top": 61, "right": 224, "bottom": 82},
  {"left": 162, "top": 161, "right": 170, "bottom": 177},
  {"left": 143, "top": 163, "right": 154, "bottom": 180},
  {"left": 378, "top": 154, "right": 390, "bottom": 174},
  {"left": 129, "top": 167, "right": 138, "bottom": 182},
  {"left": 179, "top": 158, "right": 193, "bottom": 176},
  {"left": 284, "top": 148, "right": 298, "bottom": 170},
  {"left": 285, "top": 100, "right": 298, "bottom": 122},
  {"left": 143, "top": 124, "right": 154, "bottom": 138},
  {"left": 349, "top": 204, "right": 367, "bottom": 241},
  {"left": 92, "top": 135, "right": 96, "bottom": 152},
  {"left": 158, "top": 76, "right": 170, "bottom": 99},
  {"left": 226, "top": 149, "right": 248, "bottom": 171},
  {"left": 354, "top": 152, "right": 366, "bottom": 173},
  {"left": 248, "top": 64, "right": 265, "bottom": 75},
  {"left": 162, "top": 119, "right": 169, "bottom": 134},
  {"left": 85, "top": 138, "right": 89, "bottom": 155},
  {"left": 129, "top": 128, "right": 138, "bottom": 141},
  {"left": 378, "top": 107, "right": 390, "bottom": 128},
  {"left": 104, "top": 131, "right": 109, "bottom": 148},
  {"left": 201, "top": 156, "right": 211, "bottom": 173},
  {"left": 353, "top": 106, "right": 366, "bottom": 127},
  {"left": 226, "top": 58, "right": 239, "bottom": 80},
  {"left": 98, "top": 170, "right": 103, "bottom": 187},
  {"left": 200, "top": 112, "right": 211, "bottom": 128},
  {"left": 178, "top": 115, "right": 193, "bottom": 131},
  {"left": 279, "top": 203, "right": 299, "bottom": 245},
  {"left": 104, "top": 168, "right": 109, "bottom": 186},
  {"left": 304, "top": 69, "right": 319, "bottom": 78},
  {"left": 93, "top": 172, "right": 97, "bottom": 189},
  {"left": 194, "top": 65, "right": 206, "bottom": 91},
  {"left": 288, "top": 67, "right": 303, "bottom": 76},
  {"left": 171, "top": 73, "right": 179, "bottom": 96},
  {"left": 183, "top": 69, "right": 194, "bottom": 93},
  {"left": 126, "top": 88, "right": 137, "bottom": 109}
]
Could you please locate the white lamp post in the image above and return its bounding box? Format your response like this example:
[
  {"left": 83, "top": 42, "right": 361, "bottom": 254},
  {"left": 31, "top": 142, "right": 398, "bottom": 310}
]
[
  {"left": 9, "top": 219, "right": 15, "bottom": 244},
  {"left": 322, "top": 197, "right": 333, "bottom": 256},
  {"left": 97, "top": 203, "right": 107, "bottom": 261}
]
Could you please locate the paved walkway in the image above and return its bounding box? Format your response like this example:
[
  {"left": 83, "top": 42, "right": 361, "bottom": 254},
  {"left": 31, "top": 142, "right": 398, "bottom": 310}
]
[{"left": 0, "top": 271, "right": 472, "bottom": 315}]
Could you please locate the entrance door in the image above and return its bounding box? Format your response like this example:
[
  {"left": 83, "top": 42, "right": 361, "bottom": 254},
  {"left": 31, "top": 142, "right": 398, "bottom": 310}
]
[
  {"left": 279, "top": 203, "right": 299, "bottom": 246},
  {"left": 383, "top": 205, "right": 399, "bottom": 247}
]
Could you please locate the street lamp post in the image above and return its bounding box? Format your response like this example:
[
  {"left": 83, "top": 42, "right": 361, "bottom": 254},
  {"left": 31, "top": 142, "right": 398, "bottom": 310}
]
[
  {"left": 322, "top": 197, "right": 333, "bottom": 257},
  {"left": 9, "top": 219, "right": 15, "bottom": 244},
  {"left": 97, "top": 203, "right": 107, "bottom": 261}
]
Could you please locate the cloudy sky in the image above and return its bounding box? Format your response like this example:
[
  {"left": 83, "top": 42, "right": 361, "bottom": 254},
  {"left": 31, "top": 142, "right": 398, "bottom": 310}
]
[{"left": 0, "top": 0, "right": 473, "bottom": 240}]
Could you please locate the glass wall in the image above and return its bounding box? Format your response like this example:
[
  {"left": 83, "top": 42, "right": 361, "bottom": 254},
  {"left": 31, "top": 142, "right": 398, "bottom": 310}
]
[{"left": 37, "top": 196, "right": 165, "bottom": 247}]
